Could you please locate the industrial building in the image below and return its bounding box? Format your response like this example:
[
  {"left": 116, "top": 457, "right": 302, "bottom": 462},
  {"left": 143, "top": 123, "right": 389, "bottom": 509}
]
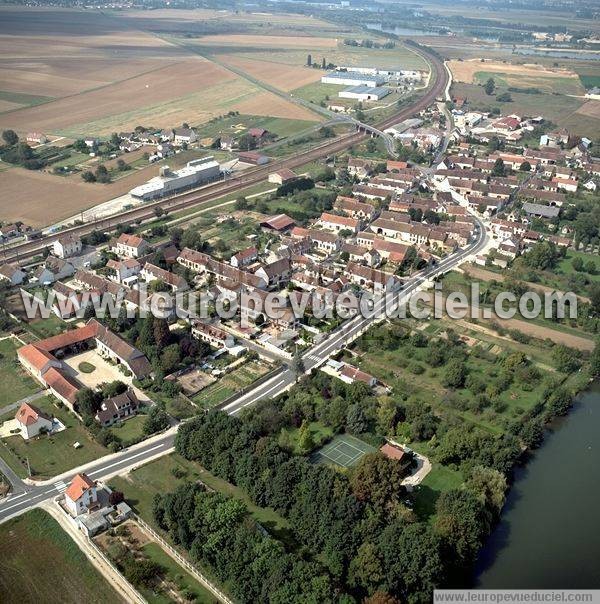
[
  {"left": 339, "top": 86, "right": 391, "bottom": 101},
  {"left": 129, "top": 156, "right": 221, "bottom": 201},
  {"left": 321, "top": 71, "right": 385, "bottom": 87}
]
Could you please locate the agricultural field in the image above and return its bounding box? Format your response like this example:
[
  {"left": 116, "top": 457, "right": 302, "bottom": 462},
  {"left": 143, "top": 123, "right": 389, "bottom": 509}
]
[
  {"left": 0, "top": 508, "right": 119, "bottom": 604},
  {"left": 0, "top": 395, "right": 107, "bottom": 479},
  {"left": 0, "top": 337, "right": 40, "bottom": 405}
]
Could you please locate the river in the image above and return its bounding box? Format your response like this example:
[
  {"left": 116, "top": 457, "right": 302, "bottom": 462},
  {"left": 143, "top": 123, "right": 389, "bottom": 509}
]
[{"left": 474, "top": 384, "right": 600, "bottom": 588}]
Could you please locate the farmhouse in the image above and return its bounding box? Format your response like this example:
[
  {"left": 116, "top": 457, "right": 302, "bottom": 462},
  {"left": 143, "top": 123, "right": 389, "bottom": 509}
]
[
  {"left": 347, "top": 158, "right": 372, "bottom": 178},
  {"left": 334, "top": 197, "right": 376, "bottom": 221},
  {"left": 268, "top": 169, "right": 297, "bottom": 185},
  {"left": 26, "top": 132, "right": 48, "bottom": 144},
  {"left": 238, "top": 151, "right": 269, "bottom": 165},
  {"left": 17, "top": 320, "right": 152, "bottom": 408},
  {"left": 14, "top": 402, "right": 54, "bottom": 440},
  {"left": 319, "top": 212, "right": 360, "bottom": 233},
  {"left": 173, "top": 128, "right": 197, "bottom": 145},
  {"left": 260, "top": 214, "right": 296, "bottom": 233},
  {"left": 522, "top": 203, "right": 560, "bottom": 219},
  {"left": 231, "top": 246, "right": 258, "bottom": 268}
]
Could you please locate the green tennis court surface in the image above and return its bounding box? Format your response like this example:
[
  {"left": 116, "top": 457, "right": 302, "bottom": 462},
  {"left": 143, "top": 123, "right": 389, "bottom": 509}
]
[{"left": 310, "top": 434, "right": 376, "bottom": 468}]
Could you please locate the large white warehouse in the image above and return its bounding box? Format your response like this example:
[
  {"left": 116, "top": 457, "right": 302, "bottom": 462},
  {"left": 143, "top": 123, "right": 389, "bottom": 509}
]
[
  {"left": 130, "top": 157, "right": 221, "bottom": 201},
  {"left": 321, "top": 71, "right": 385, "bottom": 87},
  {"left": 339, "top": 86, "right": 391, "bottom": 101}
]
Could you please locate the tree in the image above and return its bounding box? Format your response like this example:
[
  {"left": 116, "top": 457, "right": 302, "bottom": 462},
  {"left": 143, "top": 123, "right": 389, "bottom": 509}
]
[
  {"left": 238, "top": 133, "right": 256, "bottom": 151},
  {"left": 321, "top": 57, "right": 326, "bottom": 69},
  {"left": 434, "top": 489, "right": 490, "bottom": 563},
  {"left": 2, "top": 129, "right": 18, "bottom": 146},
  {"left": 465, "top": 465, "right": 507, "bottom": 517},
  {"left": 143, "top": 405, "right": 170, "bottom": 435},
  {"left": 350, "top": 453, "right": 407, "bottom": 510},
  {"left": 180, "top": 227, "right": 203, "bottom": 251},
  {"left": 552, "top": 344, "right": 580, "bottom": 373},
  {"left": 95, "top": 164, "right": 110, "bottom": 183},
  {"left": 160, "top": 343, "right": 181, "bottom": 374},
  {"left": 497, "top": 92, "right": 512, "bottom": 102},
  {"left": 346, "top": 403, "right": 369, "bottom": 434},
  {"left": 235, "top": 196, "right": 248, "bottom": 210},
  {"left": 590, "top": 340, "right": 600, "bottom": 378},
  {"left": 572, "top": 256, "right": 584, "bottom": 272},
  {"left": 81, "top": 170, "right": 96, "bottom": 183},
  {"left": 484, "top": 77, "right": 496, "bottom": 95},
  {"left": 520, "top": 160, "right": 532, "bottom": 172},
  {"left": 153, "top": 317, "right": 171, "bottom": 348},
  {"left": 297, "top": 420, "right": 314, "bottom": 452},
  {"left": 492, "top": 157, "right": 506, "bottom": 177},
  {"left": 291, "top": 349, "right": 305, "bottom": 382},
  {"left": 443, "top": 358, "right": 467, "bottom": 388},
  {"left": 75, "top": 387, "right": 101, "bottom": 417},
  {"left": 348, "top": 541, "right": 384, "bottom": 592},
  {"left": 102, "top": 380, "right": 128, "bottom": 398},
  {"left": 306, "top": 53, "right": 312, "bottom": 66}
]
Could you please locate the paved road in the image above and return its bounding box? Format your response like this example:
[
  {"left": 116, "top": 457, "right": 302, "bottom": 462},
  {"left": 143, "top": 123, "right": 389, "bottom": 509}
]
[
  {"left": 0, "top": 212, "right": 487, "bottom": 524},
  {"left": 0, "top": 213, "right": 486, "bottom": 524}
]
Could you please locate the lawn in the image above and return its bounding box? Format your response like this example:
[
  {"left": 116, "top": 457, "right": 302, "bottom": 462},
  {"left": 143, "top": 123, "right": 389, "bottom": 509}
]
[
  {"left": 141, "top": 542, "right": 217, "bottom": 604},
  {"left": 110, "top": 453, "right": 293, "bottom": 545},
  {"left": 555, "top": 250, "right": 600, "bottom": 282},
  {"left": 194, "top": 113, "right": 317, "bottom": 140},
  {"left": 0, "top": 508, "right": 118, "bottom": 604},
  {"left": 412, "top": 464, "right": 464, "bottom": 520},
  {"left": 78, "top": 361, "right": 96, "bottom": 373},
  {"left": 0, "top": 396, "right": 107, "bottom": 479},
  {"left": 282, "top": 421, "right": 333, "bottom": 454},
  {"left": 291, "top": 81, "right": 343, "bottom": 105},
  {"left": 0, "top": 338, "right": 40, "bottom": 405},
  {"left": 26, "top": 313, "right": 67, "bottom": 339},
  {"left": 108, "top": 413, "right": 147, "bottom": 445},
  {"left": 193, "top": 360, "right": 271, "bottom": 408}
]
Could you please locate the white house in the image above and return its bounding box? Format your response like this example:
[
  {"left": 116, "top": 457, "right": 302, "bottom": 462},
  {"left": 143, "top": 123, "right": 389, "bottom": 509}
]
[
  {"left": 112, "top": 233, "right": 149, "bottom": 258},
  {"left": 173, "top": 128, "right": 197, "bottom": 146},
  {"left": 0, "top": 262, "right": 26, "bottom": 286},
  {"left": 106, "top": 258, "right": 141, "bottom": 283},
  {"left": 53, "top": 234, "right": 82, "bottom": 259},
  {"left": 65, "top": 473, "right": 98, "bottom": 516},
  {"left": 191, "top": 320, "right": 235, "bottom": 348},
  {"left": 14, "top": 402, "right": 54, "bottom": 440}
]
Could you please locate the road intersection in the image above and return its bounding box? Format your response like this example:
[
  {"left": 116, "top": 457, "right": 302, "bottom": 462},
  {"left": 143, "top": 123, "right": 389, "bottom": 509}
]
[{"left": 0, "top": 210, "right": 487, "bottom": 524}]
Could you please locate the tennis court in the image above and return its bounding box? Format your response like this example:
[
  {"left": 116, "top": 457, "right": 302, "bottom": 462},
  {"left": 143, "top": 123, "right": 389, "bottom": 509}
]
[{"left": 310, "top": 434, "right": 376, "bottom": 468}]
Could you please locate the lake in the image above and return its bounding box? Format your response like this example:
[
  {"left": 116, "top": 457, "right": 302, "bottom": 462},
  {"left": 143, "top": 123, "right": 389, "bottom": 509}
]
[{"left": 475, "top": 384, "right": 600, "bottom": 588}]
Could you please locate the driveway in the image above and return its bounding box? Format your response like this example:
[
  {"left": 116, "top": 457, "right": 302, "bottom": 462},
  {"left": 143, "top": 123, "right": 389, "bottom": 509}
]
[{"left": 62, "top": 350, "right": 151, "bottom": 403}]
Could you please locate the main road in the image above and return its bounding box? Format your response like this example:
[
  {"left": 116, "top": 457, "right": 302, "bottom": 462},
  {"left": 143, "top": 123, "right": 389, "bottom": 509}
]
[
  {"left": 0, "top": 212, "right": 487, "bottom": 524},
  {"left": 1, "top": 42, "right": 447, "bottom": 266}
]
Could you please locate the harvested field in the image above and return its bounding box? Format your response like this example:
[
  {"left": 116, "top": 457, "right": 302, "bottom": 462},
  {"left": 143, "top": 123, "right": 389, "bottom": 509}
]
[
  {"left": 216, "top": 54, "right": 323, "bottom": 91},
  {"left": 0, "top": 59, "right": 236, "bottom": 136},
  {"left": 576, "top": 100, "right": 600, "bottom": 119},
  {"left": 0, "top": 99, "right": 22, "bottom": 112},
  {"left": 232, "top": 90, "right": 321, "bottom": 121},
  {"left": 194, "top": 34, "right": 339, "bottom": 48},
  {"left": 448, "top": 59, "right": 579, "bottom": 84},
  {"left": 0, "top": 164, "right": 161, "bottom": 226}
]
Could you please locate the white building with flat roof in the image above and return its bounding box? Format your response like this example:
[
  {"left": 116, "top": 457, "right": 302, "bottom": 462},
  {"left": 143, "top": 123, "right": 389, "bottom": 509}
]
[
  {"left": 130, "top": 156, "right": 221, "bottom": 200},
  {"left": 321, "top": 71, "right": 384, "bottom": 87},
  {"left": 339, "top": 86, "right": 391, "bottom": 101}
]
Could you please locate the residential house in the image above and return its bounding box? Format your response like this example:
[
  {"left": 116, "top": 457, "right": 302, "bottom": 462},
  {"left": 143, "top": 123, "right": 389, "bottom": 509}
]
[
  {"left": 53, "top": 234, "right": 82, "bottom": 259},
  {"left": 14, "top": 402, "right": 54, "bottom": 440},
  {"left": 140, "top": 263, "right": 188, "bottom": 292},
  {"left": 319, "top": 212, "right": 360, "bottom": 234},
  {"left": 347, "top": 158, "right": 371, "bottom": 178},
  {"left": 230, "top": 247, "right": 258, "bottom": 268},
  {"left": 95, "top": 389, "right": 140, "bottom": 427},
  {"left": 112, "top": 233, "right": 149, "bottom": 258},
  {"left": 65, "top": 473, "right": 98, "bottom": 517},
  {"left": 268, "top": 169, "right": 297, "bottom": 185},
  {"left": 0, "top": 262, "right": 26, "bottom": 285},
  {"left": 192, "top": 320, "right": 235, "bottom": 349},
  {"left": 334, "top": 197, "right": 376, "bottom": 221},
  {"left": 34, "top": 257, "right": 75, "bottom": 284},
  {"left": 106, "top": 258, "right": 141, "bottom": 284},
  {"left": 173, "top": 128, "right": 197, "bottom": 146},
  {"left": 255, "top": 258, "right": 292, "bottom": 288},
  {"left": 26, "top": 132, "right": 48, "bottom": 144}
]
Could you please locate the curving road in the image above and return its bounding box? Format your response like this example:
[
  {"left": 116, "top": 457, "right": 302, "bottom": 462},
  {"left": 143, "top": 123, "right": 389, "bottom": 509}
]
[{"left": 0, "top": 210, "right": 487, "bottom": 524}]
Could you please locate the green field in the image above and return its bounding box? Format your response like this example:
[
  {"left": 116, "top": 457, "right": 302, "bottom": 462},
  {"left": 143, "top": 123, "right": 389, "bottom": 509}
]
[
  {"left": 193, "top": 361, "right": 271, "bottom": 408},
  {"left": 0, "top": 396, "right": 107, "bottom": 478},
  {"left": 578, "top": 74, "right": 600, "bottom": 90},
  {"left": 195, "top": 114, "right": 317, "bottom": 140},
  {"left": 140, "top": 542, "right": 217, "bottom": 604},
  {"left": 0, "top": 338, "right": 40, "bottom": 405},
  {"left": 26, "top": 314, "right": 68, "bottom": 339},
  {"left": 0, "top": 90, "right": 54, "bottom": 108},
  {"left": 451, "top": 81, "right": 592, "bottom": 134},
  {"left": 291, "top": 81, "right": 345, "bottom": 105},
  {"left": 0, "top": 508, "right": 118, "bottom": 603},
  {"left": 412, "top": 464, "right": 465, "bottom": 519},
  {"left": 108, "top": 413, "right": 148, "bottom": 444}
]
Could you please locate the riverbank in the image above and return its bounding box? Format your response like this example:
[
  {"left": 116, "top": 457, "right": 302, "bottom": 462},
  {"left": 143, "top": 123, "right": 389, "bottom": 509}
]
[{"left": 475, "top": 383, "right": 600, "bottom": 588}]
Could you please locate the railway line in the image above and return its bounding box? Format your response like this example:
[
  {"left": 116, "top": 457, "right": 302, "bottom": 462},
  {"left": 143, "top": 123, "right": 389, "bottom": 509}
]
[{"left": 1, "top": 44, "right": 447, "bottom": 266}]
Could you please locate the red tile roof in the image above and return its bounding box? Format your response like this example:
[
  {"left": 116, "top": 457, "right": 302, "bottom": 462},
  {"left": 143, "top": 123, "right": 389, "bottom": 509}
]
[
  {"left": 17, "top": 344, "right": 56, "bottom": 371},
  {"left": 65, "top": 473, "right": 95, "bottom": 502},
  {"left": 43, "top": 367, "right": 80, "bottom": 405},
  {"left": 380, "top": 443, "right": 406, "bottom": 461},
  {"left": 15, "top": 402, "right": 52, "bottom": 426}
]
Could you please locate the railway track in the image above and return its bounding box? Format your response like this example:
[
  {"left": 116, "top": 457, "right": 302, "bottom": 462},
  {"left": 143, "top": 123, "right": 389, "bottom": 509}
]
[{"left": 1, "top": 45, "right": 447, "bottom": 265}]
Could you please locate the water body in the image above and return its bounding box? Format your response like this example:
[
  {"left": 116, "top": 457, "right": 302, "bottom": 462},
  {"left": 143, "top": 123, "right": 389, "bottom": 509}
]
[
  {"left": 515, "top": 48, "right": 600, "bottom": 61},
  {"left": 365, "top": 23, "right": 444, "bottom": 37},
  {"left": 475, "top": 384, "right": 600, "bottom": 588}
]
